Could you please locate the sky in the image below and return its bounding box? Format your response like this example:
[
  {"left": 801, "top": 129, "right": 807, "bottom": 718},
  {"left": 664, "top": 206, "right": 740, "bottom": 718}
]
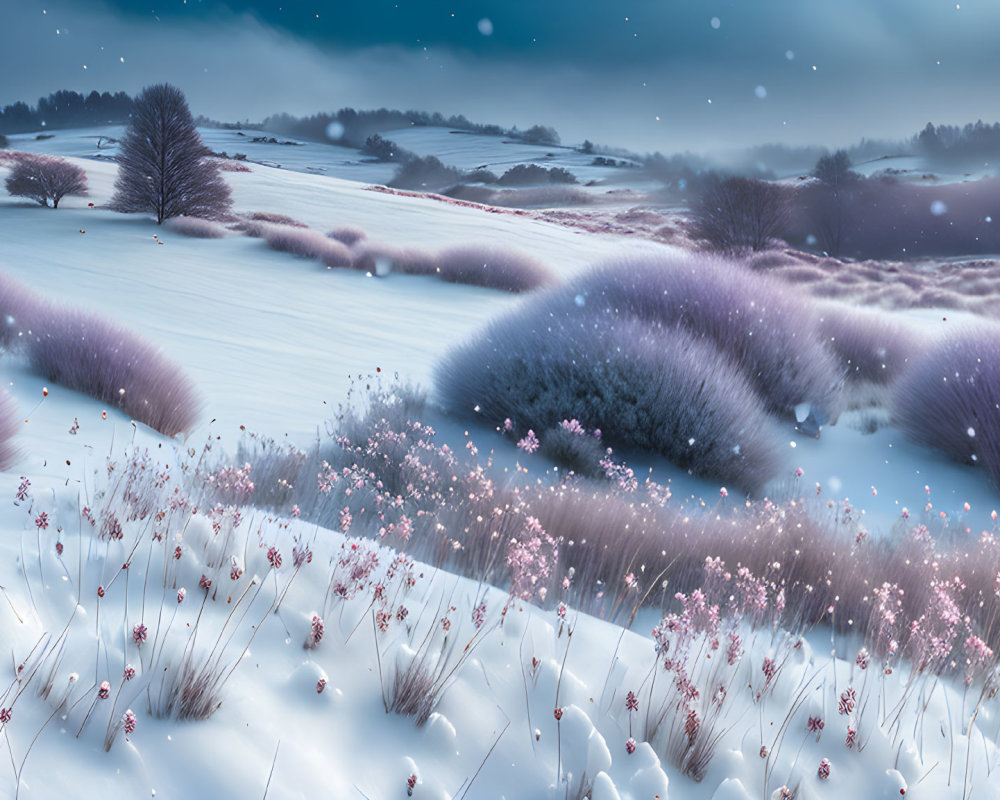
[{"left": 2, "top": 0, "right": 999, "bottom": 154}]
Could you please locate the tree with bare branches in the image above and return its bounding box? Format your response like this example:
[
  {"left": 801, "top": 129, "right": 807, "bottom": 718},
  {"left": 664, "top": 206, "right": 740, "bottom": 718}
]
[{"left": 5, "top": 155, "right": 87, "bottom": 208}]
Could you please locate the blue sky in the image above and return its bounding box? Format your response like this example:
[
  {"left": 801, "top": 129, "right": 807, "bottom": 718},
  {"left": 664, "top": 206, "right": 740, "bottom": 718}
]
[{"left": 3, "top": 0, "right": 999, "bottom": 153}]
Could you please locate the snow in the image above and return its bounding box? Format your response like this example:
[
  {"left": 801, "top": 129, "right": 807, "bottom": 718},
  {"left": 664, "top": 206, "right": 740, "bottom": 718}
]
[{"left": 1, "top": 135, "right": 1000, "bottom": 798}]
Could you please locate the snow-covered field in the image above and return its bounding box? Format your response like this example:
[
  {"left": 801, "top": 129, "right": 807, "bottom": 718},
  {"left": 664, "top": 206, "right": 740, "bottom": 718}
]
[{"left": 2, "top": 139, "right": 1000, "bottom": 799}]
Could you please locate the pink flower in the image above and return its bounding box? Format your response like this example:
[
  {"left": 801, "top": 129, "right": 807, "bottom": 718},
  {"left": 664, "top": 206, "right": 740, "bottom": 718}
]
[
  {"left": 307, "top": 615, "right": 324, "bottom": 647},
  {"left": 132, "top": 623, "right": 147, "bottom": 646},
  {"left": 35, "top": 512, "right": 49, "bottom": 530},
  {"left": 267, "top": 546, "right": 282, "bottom": 569},
  {"left": 177, "top": 587, "right": 186, "bottom": 603},
  {"left": 291, "top": 504, "right": 301, "bottom": 518},
  {"left": 838, "top": 687, "right": 856, "bottom": 716},
  {"left": 817, "top": 758, "right": 831, "bottom": 780},
  {"left": 407, "top": 773, "right": 417, "bottom": 797},
  {"left": 0, "top": 708, "right": 11, "bottom": 724},
  {"left": 625, "top": 737, "right": 636, "bottom": 754},
  {"left": 845, "top": 726, "right": 857, "bottom": 749},
  {"left": 97, "top": 585, "right": 105, "bottom": 598},
  {"left": 199, "top": 574, "right": 211, "bottom": 590},
  {"left": 553, "top": 707, "right": 563, "bottom": 721},
  {"left": 807, "top": 716, "right": 824, "bottom": 733},
  {"left": 122, "top": 709, "right": 136, "bottom": 736},
  {"left": 761, "top": 657, "right": 776, "bottom": 688},
  {"left": 316, "top": 677, "right": 327, "bottom": 694},
  {"left": 856, "top": 648, "right": 870, "bottom": 670},
  {"left": 517, "top": 430, "right": 539, "bottom": 454},
  {"left": 625, "top": 690, "right": 639, "bottom": 713},
  {"left": 124, "top": 665, "right": 136, "bottom": 681},
  {"left": 98, "top": 680, "right": 111, "bottom": 699}
]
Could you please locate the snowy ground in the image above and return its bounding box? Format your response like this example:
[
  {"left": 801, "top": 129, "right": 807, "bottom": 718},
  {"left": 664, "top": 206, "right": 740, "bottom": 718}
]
[{"left": 2, "top": 139, "right": 1000, "bottom": 798}]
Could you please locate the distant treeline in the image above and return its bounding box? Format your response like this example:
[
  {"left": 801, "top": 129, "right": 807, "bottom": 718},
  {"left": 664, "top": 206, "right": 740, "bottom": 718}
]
[
  {"left": 250, "top": 108, "right": 561, "bottom": 148},
  {"left": 913, "top": 120, "right": 1000, "bottom": 161},
  {"left": 0, "top": 90, "right": 134, "bottom": 134}
]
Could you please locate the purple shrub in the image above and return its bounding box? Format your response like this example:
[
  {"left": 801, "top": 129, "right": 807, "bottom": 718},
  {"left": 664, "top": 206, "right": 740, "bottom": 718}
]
[
  {"left": 326, "top": 227, "right": 367, "bottom": 247},
  {"left": 817, "top": 303, "right": 926, "bottom": 386},
  {"left": 0, "top": 388, "right": 20, "bottom": 470},
  {"left": 26, "top": 306, "right": 201, "bottom": 436},
  {"left": 891, "top": 323, "right": 1000, "bottom": 488},
  {"left": 537, "top": 424, "right": 606, "bottom": 478},
  {"left": 261, "top": 225, "right": 353, "bottom": 268},
  {"left": 557, "top": 254, "right": 842, "bottom": 423},
  {"left": 110, "top": 83, "right": 232, "bottom": 224},
  {"left": 436, "top": 304, "right": 785, "bottom": 493},
  {"left": 434, "top": 244, "right": 553, "bottom": 293},
  {"left": 162, "top": 215, "right": 229, "bottom": 239},
  {"left": 244, "top": 211, "right": 308, "bottom": 227},
  {"left": 350, "top": 242, "right": 439, "bottom": 276},
  {"left": 0, "top": 269, "right": 41, "bottom": 351},
  {"left": 5, "top": 154, "right": 88, "bottom": 208}
]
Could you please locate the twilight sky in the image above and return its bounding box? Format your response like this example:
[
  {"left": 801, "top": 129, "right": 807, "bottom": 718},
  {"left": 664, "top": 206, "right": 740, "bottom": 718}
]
[{"left": 2, "top": 0, "right": 999, "bottom": 153}]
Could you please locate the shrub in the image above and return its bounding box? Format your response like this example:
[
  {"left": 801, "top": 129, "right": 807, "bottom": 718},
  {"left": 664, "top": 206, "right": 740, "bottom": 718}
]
[
  {"left": 388, "top": 155, "right": 465, "bottom": 191},
  {"left": 350, "top": 242, "right": 438, "bottom": 276},
  {"left": 817, "top": 303, "right": 926, "bottom": 387},
  {"left": 692, "top": 175, "right": 792, "bottom": 252},
  {"left": 0, "top": 388, "right": 20, "bottom": 470},
  {"left": 26, "top": 306, "right": 201, "bottom": 436},
  {"left": 244, "top": 211, "right": 308, "bottom": 227},
  {"left": 327, "top": 227, "right": 367, "bottom": 247},
  {"left": 496, "top": 164, "right": 577, "bottom": 186},
  {"left": 434, "top": 244, "right": 553, "bottom": 292},
  {"left": 163, "top": 215, "right": 229, "bottom": 238},
  {"left": 537, "top": 425, "right": 606, "bottom": 478},
  {"left": 891, "top": 324, "right": 1000, "bottom": 488},
  {"left": 569, "top": 255, "right": 842, "bottom": 423},
  {"left": 436, "top": 308, "right": 785, "bottom": 493},
  {"left": 261, "top": 225, "right": 353, "bottom": 268},
  {"left": 110, "top": 83, "right": 231, "bottom": 223},
  {"left": 5, "top": 154, "right": 88, "bottom": 208},
  {"left": 0, "top": 269, "right": 40, "bottom": 351}
]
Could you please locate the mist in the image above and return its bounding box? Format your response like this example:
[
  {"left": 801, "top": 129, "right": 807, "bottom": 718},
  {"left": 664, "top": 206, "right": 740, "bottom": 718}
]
[{"left": 3, "top": 0, "right": 1000, "bottom": 154}]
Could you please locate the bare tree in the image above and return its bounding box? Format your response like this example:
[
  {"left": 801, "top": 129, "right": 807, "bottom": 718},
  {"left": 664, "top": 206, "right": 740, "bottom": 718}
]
[
  {"left": 692, "top": 174, "right": 792, "bottom": 252},
  {"left": 5, "top": 155, "right": 87, "bottom": 208},
  {"left": 110, "top": 83, "right": 231, "bottom": 224}
]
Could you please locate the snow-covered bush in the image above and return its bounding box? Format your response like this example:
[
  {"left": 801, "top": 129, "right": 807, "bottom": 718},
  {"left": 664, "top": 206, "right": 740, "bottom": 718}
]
[
  {"left": 261, "top": 224, "right": 353, "bottom": 268},
  {"left": 26, "top": 306, "right": 201, "bottom": 436},
  {"left": 891, "top": 323, "right": 1000, "bottom": 488},
  {"left": 434, "top": 244, "right": 553, "bottom": 292},
  {"left": 350, "top": 241, "right": 439, "bottom": 276},
  {"left": 817, "top": 302, "right": 926, "bottom": 416},
  {"left": 326, "top": 226, "right": 367, "bottom": 247},
  {"left": 162, "top": 215, "right": 230, "bottom": 238},
  {"left": 437, "top": 305, "right": 784, "bottom": 493},
  {"left": 5, "top": 154, "right": 88, "bottom": 208},
  {"left": 575, "top": 255, "right": 842, "bottom": 423},
  {"left": 0, "top": 269, "right": 39, "bottom": 351}
]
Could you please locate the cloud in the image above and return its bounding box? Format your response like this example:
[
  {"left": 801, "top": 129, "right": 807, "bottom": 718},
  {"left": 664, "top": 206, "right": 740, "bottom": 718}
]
[{"left": 2, "top": 0, "right": 999, "bottom": 155}]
